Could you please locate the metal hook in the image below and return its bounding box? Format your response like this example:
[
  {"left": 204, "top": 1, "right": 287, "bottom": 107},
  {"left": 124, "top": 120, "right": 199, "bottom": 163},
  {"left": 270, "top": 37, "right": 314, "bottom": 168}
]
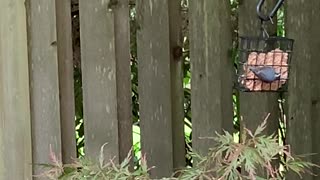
[{"left": 257, "top": 0, "right": 284, "bottom": 21}]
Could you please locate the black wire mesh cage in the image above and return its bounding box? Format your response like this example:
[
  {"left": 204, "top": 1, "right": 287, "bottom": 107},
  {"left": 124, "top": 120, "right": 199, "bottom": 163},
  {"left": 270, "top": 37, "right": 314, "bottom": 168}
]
[{"left": 235, "top": 36, "right": 294, "bottom": 92}]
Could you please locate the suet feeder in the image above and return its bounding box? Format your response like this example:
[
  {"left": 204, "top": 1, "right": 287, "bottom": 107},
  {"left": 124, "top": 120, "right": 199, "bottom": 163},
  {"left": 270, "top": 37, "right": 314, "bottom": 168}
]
[{"left": 236, "top": 0, "right": 294, "bottom": 92}]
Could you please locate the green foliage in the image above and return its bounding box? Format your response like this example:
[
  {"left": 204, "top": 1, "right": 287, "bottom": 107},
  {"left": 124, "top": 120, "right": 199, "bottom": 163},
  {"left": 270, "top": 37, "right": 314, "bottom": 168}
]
[
  {"left": 277, "top": 6, "right": 285, "bottom": 37},
  {"left": 35, "top": 144, "right": 150, "bottom": 180},
  {"left": 176, "top": 115, "right": 318, "bottom": 179},
  {"left": 74, "top": 65, "right": 85, "bottom": 157},
  {"left": 37, "top": 117, "right": 318, "bottom": 180}
]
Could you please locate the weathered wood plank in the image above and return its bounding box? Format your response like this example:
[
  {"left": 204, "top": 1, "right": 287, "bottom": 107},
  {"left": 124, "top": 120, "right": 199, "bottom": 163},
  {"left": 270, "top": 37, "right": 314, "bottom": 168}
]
[
  {"left": 114, "top": 0, "right": 133, "bottom": 163},
  {"left": 136, "top": 0, "right": 174, "bottom": 178},
  {"left": 310, "top": 1, "right": 320, "bottom": 177},
  {"left": 238, "top": 0, "right": 278, "bottom": 139},
  {"left": 189, "top": 0, "right": 234, "bottom": 156},
  {"left": 238, "top": 1, "right": 279, "bottom": 177},
  {"left": 56, "top": 0, "right": 77, "bottom": 164},
  {"left": 169, "top": 0, "right": 185, "bottom": 170},
  {"left": 285, "top": 1, "right": 313, "bottom": 179},
  {"left": 26, "top": 0, "right": 62, "bottom": 175},
  {"left": 0, "top": 0, "right": 32, "bottom": 179},
  {"left": 79, "top": 0, "right": 119, "bottom": 162}
]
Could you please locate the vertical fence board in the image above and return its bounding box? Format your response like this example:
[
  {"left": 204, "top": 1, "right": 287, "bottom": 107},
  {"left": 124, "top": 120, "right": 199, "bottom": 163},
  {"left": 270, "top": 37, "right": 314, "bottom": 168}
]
[
  {"left": 189, "top": 0, "right": 233, "bottom": 156},
  {"left": 114, "top": 0, "right": 133, "bottom": 163},
  {"left": 0, "top": 0, "right": 32, "bottom": 179},
  {"left": 79, "top": 0, "right": 119, "bottom": 162},
  {"left": 285, "top": 1, "right": 312, "bottom": 179},
  {"left": 56, "top": 0, "right": 77, "bottom": 163},
  {"left": 26, "top": 0, "right": 62, "bottom": 175},
  {"left": 238, "top": 1, "right": 278, "bottom": 177},
  {"left": 136, "top": 0, "right": 173, "bottom": 178},
  {"left": 238, "top": 0, "right": 278, "bottom": 138},
  {"left": 169, "top": 0, "right": 186, "bottom": 170},
  {"left": 310, "top": 1, "right": 320, "bottom": 177}
]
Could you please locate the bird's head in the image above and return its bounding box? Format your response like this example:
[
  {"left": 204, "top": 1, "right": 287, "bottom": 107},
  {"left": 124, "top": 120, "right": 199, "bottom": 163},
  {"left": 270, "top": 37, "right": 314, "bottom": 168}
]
[{"left": 248, "top": 66, "right": 259, "bottom": 74}]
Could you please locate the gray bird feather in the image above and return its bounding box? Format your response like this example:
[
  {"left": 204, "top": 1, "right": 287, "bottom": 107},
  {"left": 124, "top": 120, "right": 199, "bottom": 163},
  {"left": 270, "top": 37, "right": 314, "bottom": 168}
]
[{"left": 249, "top": 66, "right": 280, "bottom": 83}]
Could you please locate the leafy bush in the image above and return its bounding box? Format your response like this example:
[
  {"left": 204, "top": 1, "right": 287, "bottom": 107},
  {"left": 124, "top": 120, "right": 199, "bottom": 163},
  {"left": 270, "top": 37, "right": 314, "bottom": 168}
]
[
  {"left": 36, "top": 115, "right": 318, "bottom": 180},
  {"left": 35, "top": 143, "right": 150, "bottom": 180},
  {"left": 176, "top": 114, "right": 318, "bottom": 179}
]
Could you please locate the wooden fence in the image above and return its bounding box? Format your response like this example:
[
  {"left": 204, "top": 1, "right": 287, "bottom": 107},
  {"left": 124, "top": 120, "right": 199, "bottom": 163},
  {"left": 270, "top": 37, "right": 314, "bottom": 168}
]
[{"left": 0, "top": 0, "right": 320, "bottom": 179}]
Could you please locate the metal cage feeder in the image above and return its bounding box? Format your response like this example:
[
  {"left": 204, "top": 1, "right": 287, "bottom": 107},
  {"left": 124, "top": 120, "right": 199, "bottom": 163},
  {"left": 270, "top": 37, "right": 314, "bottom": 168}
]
[
  {"left": 236, "top": 36, "right": 294, "bottom": 92},
  {"left": 235, "top": 0, "right": 294, "bottom": 92}
]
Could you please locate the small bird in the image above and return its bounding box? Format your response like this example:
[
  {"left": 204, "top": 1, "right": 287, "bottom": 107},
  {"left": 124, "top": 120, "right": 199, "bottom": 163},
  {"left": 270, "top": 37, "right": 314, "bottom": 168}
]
[{"left": 249, "top": 66, "right": 281, "bottom": 83}]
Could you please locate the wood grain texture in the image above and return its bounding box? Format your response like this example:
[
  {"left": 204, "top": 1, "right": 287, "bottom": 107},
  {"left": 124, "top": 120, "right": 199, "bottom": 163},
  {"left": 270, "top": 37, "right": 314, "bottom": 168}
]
[
  {"left": 238, "top": 1, "right": 279, "bottom": 177},
  {"left": 189, "top": 0, "right": 234, "bottom": 156},
  {"left": 56, "top": 0, "right": 77, "bottom": 164},
  {"left": 238, "top": 0, "right": 278, "bottom": 139},
  {"left": 0, "top": 0, "right": 32, "bottom": 179},
  {"left": 169, "top": 0, "right": 186, "bottom": 170},
  {"left": 114, "top": 0, "right": 133, "bottom": 163},
  {"left": 26, "top": 0, "right": 62, "bottom": 175},
  {"left": 285, "top": 1, "right": 313, "bottom": 179},
  {"left": 136, "top": 0, "right": 174, "bottom": 178},
  {"left": 310, "top": 1, "right": 320, "bottom": 177},
  {"left": 79, "top": 0, "right": 120, "bottom": 162}
]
